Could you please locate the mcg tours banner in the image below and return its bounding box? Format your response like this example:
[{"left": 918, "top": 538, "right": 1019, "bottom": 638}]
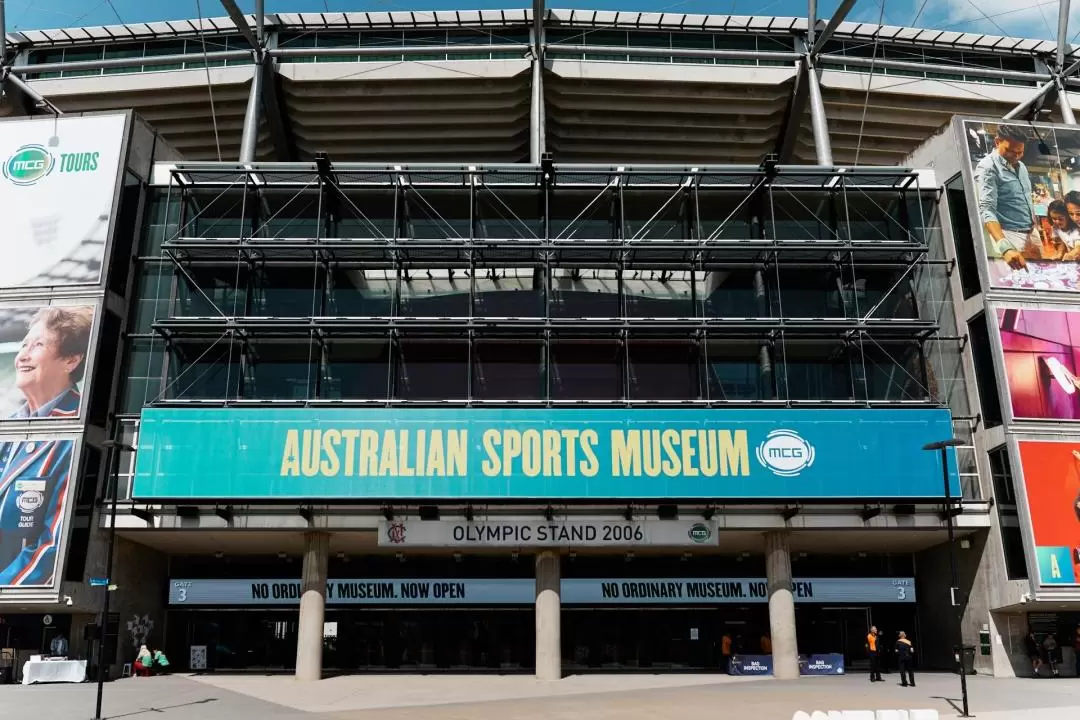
[
  {"left": 133, "top": 408, "right": 959, "bottom": 500},
  {"left": 0, "top": 114, "right": 127, "bottom": 289}
]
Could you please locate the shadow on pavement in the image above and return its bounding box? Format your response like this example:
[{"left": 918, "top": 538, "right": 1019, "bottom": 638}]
[{"left": 107, "top": 697, "right": 218, "bottom": 719}]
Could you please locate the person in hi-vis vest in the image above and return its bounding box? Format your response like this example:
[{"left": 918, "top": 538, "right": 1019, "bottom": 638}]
[{"left": 0, "top": 307, "right": 91, "bottom": 586}]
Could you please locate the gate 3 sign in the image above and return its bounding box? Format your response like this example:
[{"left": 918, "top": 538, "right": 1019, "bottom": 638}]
[{"left": 378, "top": 518, "right": 717, "bottom": 548}]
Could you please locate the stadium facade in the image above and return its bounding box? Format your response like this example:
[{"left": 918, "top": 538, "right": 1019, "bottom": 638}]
[{"left": 0, "top": 2, "right": 1077, "bottom": 682}]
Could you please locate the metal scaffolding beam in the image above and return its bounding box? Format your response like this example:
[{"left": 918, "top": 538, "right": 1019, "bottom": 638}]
[
  {"left": 805, "top": 60, "right": 832, "bottom": 166},
  {"left": 531, "top": 0, "right": 546, "bottom": 164},
  {"left": 775, "top": 60, "right": 809, "bottom": 162},
  {"left": 224, "top": 0, "right": 267, "bottom": 163},
  {"left": 1058, "top": 0, "right": 1076, "bottom": 124},
  {"left": 811, "top": 0, "right": 857, "bottom": 57}
]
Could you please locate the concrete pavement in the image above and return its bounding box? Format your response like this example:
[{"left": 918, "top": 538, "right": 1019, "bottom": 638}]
[{"left": 0, "top": 672, "right": 1077, "bottom": 720}]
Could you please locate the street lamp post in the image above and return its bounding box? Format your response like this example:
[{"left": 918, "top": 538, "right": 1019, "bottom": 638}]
[
  {"left": 923, "top": 438, "right": 970, "bottom": 718},
  {"left": 94, "top": 440, "right": 132, "bottom": 720}
]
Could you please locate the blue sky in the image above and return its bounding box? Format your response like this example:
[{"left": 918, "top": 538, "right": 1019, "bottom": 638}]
[{"left": 3, "top": 0, "right": 1078, "bottom": 42}]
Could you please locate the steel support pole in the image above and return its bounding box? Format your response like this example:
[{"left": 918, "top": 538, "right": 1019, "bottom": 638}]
[
  {"left": 239, "top": 58, "right": 265, "bottom": 163},
  {"left": 941, "top": 448, "right": 970, "bottom": 718},
  {"left": 1057, "top": 76, "right": 1077, "bottom": 124},
  {"left": 93, "top": 442, "right": 122, "bottom": 720},
  {"left": 807, "top": 0, "right": 816, "bottom": 51},
  {"left": 1058, "top": 0, "right": 1072, "bottom": 70},
  {"left": 256, "top": 0, "right": 265, "bottom": 47},
  {"left": 0, "top": 0, "right": 7, "bottom": 103},
  {"left": 1003, "top": 80, "right": 1056, "bottom": 120},
  {"left": 5, "top": 71, "right": 60, "bottom": 113},
  {"left": 530, "top": 0, "right": 545, "bottom": 164},
  {"left": 805, "top": 61, "right": 833, "bottom": 166}
]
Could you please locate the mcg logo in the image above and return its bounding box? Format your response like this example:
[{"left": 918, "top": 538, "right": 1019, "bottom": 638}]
[
  {"left": 755, "top": 429, "right": 816, "bottom": 477},
  {"left": 3, "top": 145, "right": 55, "bottom": 186}
]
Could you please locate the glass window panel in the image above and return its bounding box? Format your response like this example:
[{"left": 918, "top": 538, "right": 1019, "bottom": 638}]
[
  {"left": 61, "top": 46, "right": 105, "bottom": 77},
  {"left": 177, "top": 265, "right": 249, "bottom": 317},
  {"left": 967, "top": 313, "right": 1003, "bottom": 427},
  {"left": 251, "top": 266, "right": 321, "bottom": 317},
  {"left": 705, "top": 340, "right": 771, "bottom": 401},
  {"left": 670, "top": 32, "right": 713, "bottom": 49},
  {"left": 476, "top": 189, "right": 542, "bottom": 240},
  {"left": 944, "top": 179, "right": 982, "bottom": 299},
  {"left": 699, "top": 270, "right": 763, "bottom": 318},
  {"left": 259, "top": 189, "right": 322, "bottom": 239},
  {"left": 713, "top": 35, "right": 756, "bottom": 51},
  {"left": 549, "top": 190, "right": 615, "bottom": 240},
  {"left": 550, "top": 269, "right": 620, "bottom": 318},
  {"left": 623, "top": 189, "right": 688, "bottom": 240},
  {"left": 144, "top": 39, "right": 187, "bottom": 72},
  {"left": 587, "top": 31, "right": 628, "bottom": 47},
  {"left": 131, "top": 263, "right": 173, "bottom": 333},
  {"left": 839, "top": 192, "right": 906, "bottom": 242},
  {"left": 776, "top": 342, "right": 853, "bottom": 401},
  {"left": 120, "top": 339, "right": 165, "bottom": 412},
  {"left": 772, "top": 270, "right": 843, "bottom": 318},
  {"left": 624, "top": 270, "right": 693, "bottom": 318},
  {"left": 323, "top": 341, "right": 390, "bottom": 400},
  {"left": 550, "top": 342, "right": 622, "bottom": 400},
  {"left": 405, "top": 191, "right": 471, "bottom": 240},
  {"left": 245, "top": 338, "right": 316, "bottom": 400},
  {"left": 848, "top": 269, "right": 917, "bottom": 319},
  {"left": 474, "top": 268, "right": 544, "bottom": 318},
  {"left": 628, "top": 341, "right": 699, "bottom": 400},
  {"left": 768, "top": 191, "right": 835, "bottom": 241},
  {"left": 861, "top": 342, "right": 927, "bottom": 401},
  {"left": 1000, "top": 524, "right": 1029, "bottom": 580},
  {"left": 143, "top": 189, "right": 181, "bottom": 254},
  {"left": 185, "top": 189, "right": 251, "bottom": 239},
  {"left": 988, "top": 445, "right": 1016, "bottom": 505},
  {"left": 328, "top": 269, "right": 394, "bottom": 316},
  {"left": 697, "top": 190, "right": 756, "bottom": 240},
  {"left": 395, "top": 342, "right": 468, "bottom": 400},
  {"left": 168, "top": 338, "right": 241, "bottom": 400},
  {"left": 472, "top": 342, "right": 544, "bottom": 400},
  {"left": 337, "top": 190, "right": 396, "bottom": 238},
  {"left": 102, "top": 42, "right": 145, "bottom": 75},
  {"left": 399, "top": 269, "right": 470, "bottom": 317},
  {"left": 315, "top": 32, "right": 361, "bottom": 63}
]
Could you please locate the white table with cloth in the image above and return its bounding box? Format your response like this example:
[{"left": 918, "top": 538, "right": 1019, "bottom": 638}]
[{"left": 21, "top": 658, "right": 87, "bottom": 684}]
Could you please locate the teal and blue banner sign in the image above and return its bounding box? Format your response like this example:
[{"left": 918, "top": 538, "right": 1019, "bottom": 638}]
[{"left": 132, "top": 408, "right": 959, "bottom": 501}]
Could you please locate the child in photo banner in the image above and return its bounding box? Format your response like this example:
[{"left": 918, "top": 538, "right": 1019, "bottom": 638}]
[{"left": 1045, "top": 200, "right": 1080, "bottom": 260}]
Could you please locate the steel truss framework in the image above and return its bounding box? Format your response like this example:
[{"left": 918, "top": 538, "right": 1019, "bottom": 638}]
[
  {"left": 116, "top": 159, "right": 963, "bottom": 415},
  {"left": 1, "top": 0, "right": 1079, "bottom": 158}
]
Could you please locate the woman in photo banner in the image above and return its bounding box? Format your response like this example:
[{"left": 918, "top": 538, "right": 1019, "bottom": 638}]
[{"left": 0, "top": 306, "right": 91, "bottom": 586}]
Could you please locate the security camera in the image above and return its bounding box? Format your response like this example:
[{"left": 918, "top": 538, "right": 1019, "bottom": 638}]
[{"left": 63, "top": 596, "right": 73, "bottom": 607}]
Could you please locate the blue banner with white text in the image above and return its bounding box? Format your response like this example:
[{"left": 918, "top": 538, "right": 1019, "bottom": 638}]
[{"left": 133, "top": 408, "right": 958, "bottom": 500}]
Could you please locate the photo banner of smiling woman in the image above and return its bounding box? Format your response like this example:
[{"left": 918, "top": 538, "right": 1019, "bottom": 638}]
[
  {"left": 0, "top": 114, "right": 127, "bottom": 290},
  {"left": 0, "top": 304, "right": 95, "bottom": 422},
  {"left": 959, "top": 118, "right": 1080, "bottom": 293}
]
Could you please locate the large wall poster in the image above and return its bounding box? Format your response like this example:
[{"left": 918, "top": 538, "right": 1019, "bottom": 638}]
[
  {"left": 0, "top": 304, "right": 95, "bottom": 420},
  {"left": 0, "top": 114, "right": 127, "bottom": 289},
  {"left": 0, "top": 436, "right": 77, "bottom": 588},
  {"left": 996, "top": 307, "right": 1080, "bottom": 421},
  {"left": 1016, "top": 439, "right": 1080, "bottom": 586},
  {"left": 962, "top": 119, "right": 1080, "bottom": 292}
]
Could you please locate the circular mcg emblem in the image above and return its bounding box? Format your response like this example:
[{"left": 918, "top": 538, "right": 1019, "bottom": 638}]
[
  {"left": 16, "top": 489, "right": 44, "bottom": 513},
  {"left": 386, "top": 522, "right": 407, "bottom": 544},
  {"left": 755, "top": 429, "right": 816, "bottom": 477},
  {"left": 3, "top": 144, "right": 55, "bottom": 186},
  {"left": 688, "top": 523, "right": 712, "bottom": 544}
]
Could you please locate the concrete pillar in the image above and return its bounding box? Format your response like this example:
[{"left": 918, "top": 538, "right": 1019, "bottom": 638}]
[
  {"left": 535, "top": 550, "right": 561, "bottom": 680},
  {"left": 295, "top": 531, "right": 329, "bottom": 681},
  {"left": 765, "top": 530, "right": 800, "bottom": 679}
]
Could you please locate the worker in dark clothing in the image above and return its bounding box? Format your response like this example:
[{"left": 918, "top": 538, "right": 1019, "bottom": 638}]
[{"left": 895, "top": 631, "right": 915, "bottom": 687}]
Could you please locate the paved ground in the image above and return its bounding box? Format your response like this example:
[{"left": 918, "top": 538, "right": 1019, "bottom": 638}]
[{"left": 1, "top": 671, "right": 1078, "bottom": 720}]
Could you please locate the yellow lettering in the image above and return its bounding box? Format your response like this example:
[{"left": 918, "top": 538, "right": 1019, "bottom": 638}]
[
  {"left": 611, "top": 430, "right": 640, "bottom": 477},
  {"left": 448, "top": 430, "right": 467, "bottom": 476},
  {"left": 398, "top": 430, "right": 414, "bottom": 477},
  {"left": 280, "top": 429, "right": 300, "bottom": 477},
  {"left": 379, "top": 430, "right": 398, "bottom": 476},
  {"left": 341, "top": 429, "right": 359, "bottom": 475},
  {"left": 542, "top": 430, "right": 562, "bottom": 476},
  {"left": 698, "top": 430, "right": 717, "bottom": 476},
  {"left": 320, "top": 429, "right": 341, "bottom": 476},
  {"left": 580, "top": 429, "right": 599, "bottom": 477},
  {"left": 660, "top": 429, "right": 681, "bottom": 477},
  {"left": 301, "top": 429, "right": 320, "bottom": 477},
  {"left": 427, "top": 430, "right": 445, "bottom": 476},
  {"left": 503, "top": 430, "right": 521, "bottom": 477},
  {"left": 561, "top": 429, "right": 579, "bottom": 477},
  {"left": 481, "top": 429, "right": 501, "bottom": 476},
  {"left": 718, "top": 430, "right": 749, "bottom": 476},
  {"left": 643, "top": 430, "right": 662, "bottom": 477},
  {"left": 522, "top": 430, "right": 541, "bottom": 477},
  {"left": 358, "top": 430, "right": 379, "bottom": 476},
  {"left": 1050, "top": 553, "right": 1063, "bottom": 579},
  {"left": 414, "top": 429, "right": 427, "bottom": 476},
  {"left": 680, "top": 429, "right": 698, "bottom": 477}
]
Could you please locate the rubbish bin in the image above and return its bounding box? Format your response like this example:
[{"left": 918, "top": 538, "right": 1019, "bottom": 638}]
[{"left": 953, "top": 645, "right": 977, "bottom": 675}]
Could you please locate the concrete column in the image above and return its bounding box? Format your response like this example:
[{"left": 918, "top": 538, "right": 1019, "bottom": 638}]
[
  {"left": 295, "top": 531, "right": 329, "bottom": 681},
  {"left": 765, "top": 531, "right": 800, "bottom": 679},
  {"left": 804, "top": 62, "right": 833, "bottom": 167},
  {"left": 535, "top": 550, "right": 561, "bottom": 681}
]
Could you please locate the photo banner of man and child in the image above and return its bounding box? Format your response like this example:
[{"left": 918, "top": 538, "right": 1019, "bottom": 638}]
[
  {"left": 0, "top": 304, "right": 95, "bottom": 589},
  {"left": 964, "top": 120, "right": 1080, "bottom": 292}
]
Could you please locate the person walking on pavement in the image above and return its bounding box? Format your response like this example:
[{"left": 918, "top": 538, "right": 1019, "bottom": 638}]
[
  {"left": 720, "top": 630, "right": 733, "bottom": 674},
  {"left": 867, "top": 626, "right": 883, "bottom": 682},
  {"left": 1026, "top": 628, "right": 1043, "bottom": 677},
  {"left": 895, "top": 631, "right": 915, "bottom": 687}
]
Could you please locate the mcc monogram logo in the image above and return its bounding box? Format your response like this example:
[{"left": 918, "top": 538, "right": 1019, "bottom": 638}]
[
  {"left": 755, "top": 429, "right": 816, "bottom": 477},
  {"left": 386, "top": 522, "right": 407, "bottom": 544}
]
